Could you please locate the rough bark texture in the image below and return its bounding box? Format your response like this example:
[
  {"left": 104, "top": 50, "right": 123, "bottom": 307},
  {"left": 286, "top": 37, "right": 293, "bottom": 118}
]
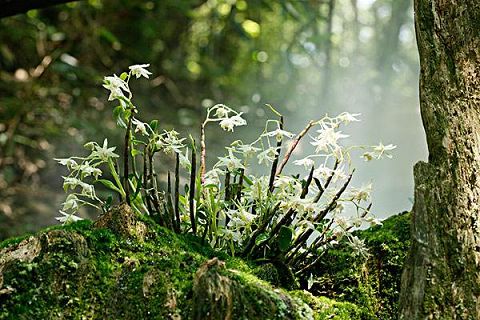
[{"left": 399, "top": 1, "right": 480, "bottom": 319}]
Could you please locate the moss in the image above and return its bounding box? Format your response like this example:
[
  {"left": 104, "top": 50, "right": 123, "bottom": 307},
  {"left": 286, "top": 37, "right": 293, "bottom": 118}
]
[
  {"left": 254, "top": 263, "right": 281, "bottom": 285},
  {"left": 312, "top": 212, "right": 411, "bottom": 319},
  {"left": 291, "top": 290, "right": 364, "bottom": 320},
  {"left": 3, "top": 205, "right": 402, "bottom": 319}
]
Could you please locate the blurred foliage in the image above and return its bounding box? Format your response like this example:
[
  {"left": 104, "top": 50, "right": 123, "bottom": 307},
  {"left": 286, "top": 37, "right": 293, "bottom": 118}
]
[
  {"left": 309, "top": 211, "right": 410, "bottom": 319},
  {"left": 0, "top": 0, "right": 416, "bottom": 239}
]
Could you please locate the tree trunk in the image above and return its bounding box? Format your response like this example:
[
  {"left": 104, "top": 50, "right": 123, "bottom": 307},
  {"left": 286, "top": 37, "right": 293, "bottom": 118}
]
[{"left": 399, "top": 1, "right": 480, "bottom": 319}]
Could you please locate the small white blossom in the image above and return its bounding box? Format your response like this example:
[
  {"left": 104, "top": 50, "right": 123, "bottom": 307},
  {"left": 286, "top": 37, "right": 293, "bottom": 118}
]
[
  {"left": 219, "top": 114, "right": 247, "bottom": 132},
  {"left": 157, "top": 130, "right": 185, "bottom": 154},
  {"left": 217, "top": 151, "right": 244, "bottom": 171},
  {"left": 313, "top": 164, "right": 347, "bottom": 183},
  {"left": 91, "top": 139, "right": 119, "bottom": 161},
  {"left": 373, "top": 143, "right": 396, "bottom": 159},
  {"left": 274, "top": 175, "right": 296, "bottom": 189},
  {"left": 63, "top": 177, "right": 82, "bottom": 191},
  {"left": 231, "top": 142, "right": 260, "bottom": 158},
  {"left": 133, "top": 119, "right": 148, "bottom": 136},
  {"left": 307, "top": 274, "right": 315, "bottom": 290},
  {"left": 129, "top": 64, "right": 152, "bottom": 79},
  {"left": 264, "top": 128, "right": 294, "bottom": 142},
  {"left": 336, "top": 112, "right": 361, "bottom": 125},
  {"left": 55, "top": 158, "right": 78, "bottom": 170},
  {"left": 223, "top": 228, "right": 243, "bottom": 244},
  {"left": 103, "top": 75, "right": 129, "bottom": 101},
  {"left": 348, "top": 235, "right": 370, "bottom": 258},
  {"left": 335, "top": 216, "right": 351, "bottom": 229},
  {"left": 366, "top": 216, "right": 383, "bottom": 226},
  {"left": 80, "top": 182, "right": 95, "bottom": 198},
  {"left": 352, "top": 216, "right": 363, "bottom": 227},
  {"left": 56, "top": 210, "right": 83, "bottom": 224},
  {"left": 257, "top": 147, "right": 278, "bottom": 165},
  {"left": 79, "top": 162, "right": 102, "bottom": 179},
  {"left": 204, "top": 168, "right": 223, "bottom": 185},
  {"left": 283, "top": 196, "right": 317, "bottom": 214},
  {"left": 333, "top": 202, "right": 345, "bottom": 214},
  {"left": 351, "top": 183, "right": 372, "bottom": 202},
  {"left": 214, "top": 104, "right": 230, "bottom": 118},
  {"left": 62, "top": 194, "right": 79, "bottom": 211},
  {"left": 311, "top": 127, "right": 348, "bottom": 153},
  {"left": 293, "top": 157, "right": 315, "bottom": 170}
]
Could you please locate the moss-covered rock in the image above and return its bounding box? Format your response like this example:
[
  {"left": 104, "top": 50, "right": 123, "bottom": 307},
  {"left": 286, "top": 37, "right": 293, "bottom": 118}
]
[
  {"left": 291, "top": 290, "right": 364, "bottom": 320},
  {"left": 312, "top": 212, "right": 411, "bottom": 319},
  {"left": 0, "top": 204, "right": 364, "bottom": 319}
]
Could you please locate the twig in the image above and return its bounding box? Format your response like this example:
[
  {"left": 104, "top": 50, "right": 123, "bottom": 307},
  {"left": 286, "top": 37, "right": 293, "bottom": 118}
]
[
  {"left": 124, "top": 115, "right": 132, "bottom": 205},
  {"left": 242, "top": 202, "right": 281, "bottom": 257},
  {"left": 313, "top": 159, "right": 339, "bottom": 203},
  {"left": 315, "top": 170, "right": 354, "bottom": 223},
  {"left": 166, "top": 171, "right": 175, "bottom": 229},
  {"left": 262, "top": 167, "right": 315, "bottom": 251},
  {"left": 174, "top": 153, "right": 180, "bottom": 233},
  {"left": 143, "top": 146, "right": 155, "bottom": 216},
  {"left": 295, "top": 203, "right": 372, "bottom": 275},
  {"left": 189, "top": 146, "right": 197, "bottom": 235},
  {"left": 300, "top": 166, "right": 315, "bottom": 199},
  {"left": 276, "top": 120, "right": 316, "bottom": 176},
  {"left": 148, "top": 152, "right": 166, "bottom": 226},
  {"left": 224, "top": 171, "right": 231, "bottom": 226},
  {"left": 200, "top": 123, "right": 206, "bottom": 184},
  {"left": 236, "top": 168, "right": 245, "bottom": 201},
  {"left": 268, "top": 116, "right": 284, "bottom": 192},
  {"left": 286, "top": 170, "right": 354, "bottom": 259}
]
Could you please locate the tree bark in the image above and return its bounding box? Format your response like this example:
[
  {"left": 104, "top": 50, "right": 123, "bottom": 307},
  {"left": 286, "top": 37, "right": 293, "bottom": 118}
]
[
  {"left": 0, "top": 0, "right": 80, "bottom": 19},
  {"left": 399, "top": 1, "right": 480, "bottom": 319}
]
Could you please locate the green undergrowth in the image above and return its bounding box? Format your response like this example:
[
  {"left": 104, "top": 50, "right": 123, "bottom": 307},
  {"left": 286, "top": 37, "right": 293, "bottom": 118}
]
[
  {"left": 0, "top": 209, "right": 378, "bottom": 320},
  {"left": 312, "top": 211, "right": 411, "bottom": 319}
]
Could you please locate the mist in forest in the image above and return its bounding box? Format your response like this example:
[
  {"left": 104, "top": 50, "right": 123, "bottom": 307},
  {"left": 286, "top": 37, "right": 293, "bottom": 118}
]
[{"left": 0, "top": 0, "right": 427, "bottom": 238}]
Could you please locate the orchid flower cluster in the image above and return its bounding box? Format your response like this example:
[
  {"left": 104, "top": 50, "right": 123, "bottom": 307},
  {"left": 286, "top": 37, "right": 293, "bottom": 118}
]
[{"left": 55, "top": 64, "right": 396, "bottom": 275}]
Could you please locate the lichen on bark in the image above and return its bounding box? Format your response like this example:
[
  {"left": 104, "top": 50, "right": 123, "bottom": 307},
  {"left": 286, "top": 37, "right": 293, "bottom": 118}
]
[{"left": 399, "top": 0, "right": 480, "bottom": 318}]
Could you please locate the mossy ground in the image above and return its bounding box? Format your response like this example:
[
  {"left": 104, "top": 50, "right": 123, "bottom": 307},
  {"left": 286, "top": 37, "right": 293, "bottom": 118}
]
[
  {"left": 312, "top": 212, "right": 411, "bottom": 319},
  {"left": 0, "top": 207, "right": 378, "bottom": 320}
]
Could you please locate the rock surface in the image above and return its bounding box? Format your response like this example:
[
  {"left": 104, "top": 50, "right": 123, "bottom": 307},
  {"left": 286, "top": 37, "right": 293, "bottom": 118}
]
[{"left": 0, "top": 204, "right": 362, "bottom": 319}]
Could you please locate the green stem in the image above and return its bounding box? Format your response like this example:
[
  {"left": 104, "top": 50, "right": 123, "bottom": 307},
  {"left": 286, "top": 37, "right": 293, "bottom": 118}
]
[{"left": 108, "top": 159, "right": 126, "bottom": 199}]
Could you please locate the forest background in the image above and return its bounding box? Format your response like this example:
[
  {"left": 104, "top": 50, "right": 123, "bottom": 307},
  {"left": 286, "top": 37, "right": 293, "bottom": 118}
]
[{"left": 0, "top": 0, "right": 425, "bottom": 239}]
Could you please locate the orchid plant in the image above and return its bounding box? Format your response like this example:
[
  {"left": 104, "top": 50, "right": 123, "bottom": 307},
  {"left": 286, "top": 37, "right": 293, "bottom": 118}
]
[{"left": 55, "top": 64, "right": 396, "bottom": 275}]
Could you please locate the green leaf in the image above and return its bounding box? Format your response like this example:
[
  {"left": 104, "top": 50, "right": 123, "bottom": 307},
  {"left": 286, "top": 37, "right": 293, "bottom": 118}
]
[
  {"left": 120, "top": 72, "right": 128, "bottom": 81},
  {"left": 150, "top": 120, "right": 158, "bottom": 131},
  {"left": 131, "top": 148, "right": 140, "bottom": 157},
  {"left": 96, "top": 179, "right": 121, "bottom": 194},
  {"left": 196, "top": 209, "right": 207, "bottom": 220},
  {"left": 103, "top": 195, "right": 113, "bottom": 212},
  {"left": 106, "top": 195, "right": 113, "bottom": 207},
  {"left": 243, "top": 175, "right": 253, "bottom": 185},
  {"left": 277, "top": 226, "right": 293, "bottom": 252},
  {"left": 113, "top": 106, "right": 127, "bottom": 128},
  {"left": 255, "top": 233, "right": 269, "bottom": 246}
]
